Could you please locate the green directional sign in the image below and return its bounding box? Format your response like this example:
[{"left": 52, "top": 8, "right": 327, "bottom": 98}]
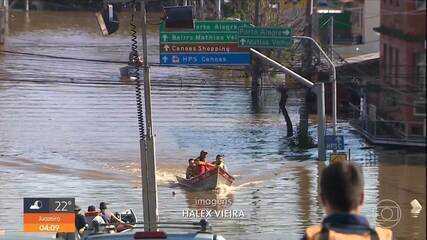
[
  {"left": 160, "top": 32, "right": 237, "bottom": 43},
  {"left": 193, "top": 20, "right": 251, "bottom": 32},
  {"left": 159, "top": 20, "right": 252, "bottom": 65},
  {"left": 239, "top": 37, "right": 293, "bottom": 48},
  {"left": 238, "top": 26, "right": 293, "bottom": 48},
  {"left": 239, "top": 27, "right": 291, "bottom": 37},
  {"left": 159, "top": 20, "right": 251, "bottom": 32}
]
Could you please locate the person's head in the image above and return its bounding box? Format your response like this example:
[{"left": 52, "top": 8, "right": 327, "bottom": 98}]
[
  {"left": 320, "top": 161, "right": 364, "bottom": 214},
  {"left": 188, "top": 158, "right": 195, "bottom": 166},
  {"left": 216, "top": 155, "right": 224, "bottom": 162},
  {"left": 74, "top": 205, "right": 81, "bottom": 214},
  {"left": 200, "top": 150, "right": 208, "bottom": 159},
  {"left": 87, "top": 205, "right": 96, "bottom": 212},
  {"left": 99, "top": 202, "right": 108, "bottom": 212}
]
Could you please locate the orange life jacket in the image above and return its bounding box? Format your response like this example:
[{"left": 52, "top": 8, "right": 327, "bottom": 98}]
[{"left": 305, "top": 224, "right": 392, "bottom": 240}]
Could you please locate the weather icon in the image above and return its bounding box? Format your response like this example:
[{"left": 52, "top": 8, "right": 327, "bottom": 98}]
[{"left": 29, "top": 200, "right": 42, "bottom": 210}]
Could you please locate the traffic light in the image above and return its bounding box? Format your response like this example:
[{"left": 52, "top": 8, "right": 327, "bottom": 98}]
[
  {"left": 162, "top": 6, "right": 194, "bottom": 30},
  {"left": 96, "top": 4, "right": 119, "bottom": 36}
]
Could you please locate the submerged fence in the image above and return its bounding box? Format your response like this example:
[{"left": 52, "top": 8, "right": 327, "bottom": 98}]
[{"left": 349, "top": 103, "right": 426, "bottom": 147}]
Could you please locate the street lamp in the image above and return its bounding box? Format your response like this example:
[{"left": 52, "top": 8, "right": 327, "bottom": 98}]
[{"left": 317, "top": 8, "right": 343, "bottom": 138}]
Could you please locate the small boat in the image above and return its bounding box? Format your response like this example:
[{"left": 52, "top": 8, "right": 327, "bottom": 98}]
[{"left": 177, "top": 168, "right": 235, "bottom": 191}]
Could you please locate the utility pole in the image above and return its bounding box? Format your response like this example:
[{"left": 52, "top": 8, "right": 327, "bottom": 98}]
[
  {"left": 25, "top": 0, "right": 29, "bottom": 11},
  {"left": 251, "top": 0, "right": 262, "bottom": 109},
  {"left": 140, "top": 0, "right": 158, "bottom": 232}
]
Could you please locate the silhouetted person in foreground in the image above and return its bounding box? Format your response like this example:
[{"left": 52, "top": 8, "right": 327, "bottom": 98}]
[{"left": 302, "top": 161, "right": 392, "bottom": 240}]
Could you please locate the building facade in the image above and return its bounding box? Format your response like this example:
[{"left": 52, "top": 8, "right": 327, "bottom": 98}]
[
  {"left": 318, "top": 0, "right": 380, "bottom": 58},
  {"left": 361, "top": 0, "right": 426, "bottom": 146}
]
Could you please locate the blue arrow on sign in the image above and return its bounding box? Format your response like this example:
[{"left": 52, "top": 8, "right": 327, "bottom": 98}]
[
  {"left": 325, "top": 135, "right": 345, "bottom": 150},
  {"left": 160, "top": 53, "right": 251, "bottom": 65}
]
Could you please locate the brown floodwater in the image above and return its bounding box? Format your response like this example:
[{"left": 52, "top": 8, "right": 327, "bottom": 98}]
[{"left": 0, "top": 11, "right": 425, "bottom": 240}]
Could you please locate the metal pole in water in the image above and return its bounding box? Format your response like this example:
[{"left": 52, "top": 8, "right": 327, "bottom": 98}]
[
  {"left": 316, "top": 83, "right": 326, "bottom": 161},
  {"left": 140, "top": 0, "right": 158, "bottom": 232},
  {"left": 331, "top": 16, "right": 337, "bottom": 138}
]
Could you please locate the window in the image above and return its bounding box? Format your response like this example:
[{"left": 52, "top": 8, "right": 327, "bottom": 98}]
[
  {"left": 416, "top": 52, "right": 426, "bottom": 91},
  {"left": 394, "top": 48, "right": 399, "bottom": 86},
  {"left": 388, "top": 46, "right": 394, "bottom": 83},
  {"left": 410, "top": 124, "right": 424, "bottom": 136},
  {"left": 369, "top": 104, "right": 377, "bottom": 120},
  {"left": 416, "top": 0, "right": 426, "bottom": 9},
  {"left": 383, "top": 43, "right": 388, "bottom": 78},
  {"left": 414, "top": 101, "right": 426, "bottom": 116}
]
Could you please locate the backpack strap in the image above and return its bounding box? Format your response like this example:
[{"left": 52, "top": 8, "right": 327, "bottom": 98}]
[{"left": 320, "top": 222, "right": 381, "bottom": 240}]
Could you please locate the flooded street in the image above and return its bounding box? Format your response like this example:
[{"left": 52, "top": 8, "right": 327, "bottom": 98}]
[{"left": 0, "top": 12, "right": 425, "bottom": 240}]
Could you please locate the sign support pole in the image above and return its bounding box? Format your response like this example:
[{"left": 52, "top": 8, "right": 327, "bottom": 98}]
[
  {"left": 140, "top": 0, "right": 158, "bottom": 232},
  {"left": 316, "top": 83, "right": 326, "bottom": 161}
]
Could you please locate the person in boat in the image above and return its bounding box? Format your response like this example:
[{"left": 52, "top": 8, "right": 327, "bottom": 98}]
[
  {"left": 212, "top": 154, "right": 227, "bottom": 171},
  {"left": 75, "top": 205, "right": 87, "bottom": 237},
  {"left": 186, "top": 158, "right": 197, "bottom": 179},
  {"left": 194, "top": 150, "right": 215, "bottom": 176},
  {"left": 99, "top": 202, "right": 133, "bottom": 232},
  {"left": 56, "top": 205, "right": 87, "bottom": 239},
  {"left": 301, "top": 161, "right": 392, "bottom": 240},
  {"left": 84, "top": 205, "right": 99, "bottom": 223},
  {"left": 84, "top": 205, "right": 107, "bottom": 234}
]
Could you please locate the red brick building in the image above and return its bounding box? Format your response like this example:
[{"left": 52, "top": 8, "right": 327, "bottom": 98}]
[{"left": 363, "top": 0, "right": 425, "bottom": 145}]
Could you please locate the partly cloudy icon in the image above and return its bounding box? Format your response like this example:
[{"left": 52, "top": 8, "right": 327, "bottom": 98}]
[{"left": 29, "top": 200, "right": 42, "bottom": 210}]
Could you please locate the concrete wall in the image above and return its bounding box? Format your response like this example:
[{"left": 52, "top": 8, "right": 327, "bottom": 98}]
[
  {"left": 334, "top": 0, "right": 380, "bottom": 58},
  {"left": 363, "top": 0, "right": 380, "bottom": 44}
]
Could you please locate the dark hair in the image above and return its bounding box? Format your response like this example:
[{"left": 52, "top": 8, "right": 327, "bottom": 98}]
[
  {"left": 320, "top": 161, "right": 364, "bottom": 212},
  {"left": 188, "top": 158, "right": 194, "bottom": 163},
  {"left": 99, "top": 202, "right": 108, "bottom": 210},
  {"left": 87, "top": 205, "right": 96, "bottom": 212}
]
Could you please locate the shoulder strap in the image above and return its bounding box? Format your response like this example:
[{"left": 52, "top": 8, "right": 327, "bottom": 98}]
[
  {"left": 305, "top": 225, "right": 322, "bottom": 240},
  {"left": 375, "top": 227, "right": 393, "bottom": 240},
  {"left": 321, "top": 223, "right": 382, "bottom": 240},
  {"left": 319, "top": 223, "right": 330, "bottom": 240}
]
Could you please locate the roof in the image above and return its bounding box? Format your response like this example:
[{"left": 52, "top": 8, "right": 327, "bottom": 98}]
[{"left": 344, "top": 52, "right": 379, "bottom": 64}]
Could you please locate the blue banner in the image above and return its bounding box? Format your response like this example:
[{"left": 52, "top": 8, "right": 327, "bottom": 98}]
[{"left": 160, "top": 53, "right": 251, "bottom": 65}]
